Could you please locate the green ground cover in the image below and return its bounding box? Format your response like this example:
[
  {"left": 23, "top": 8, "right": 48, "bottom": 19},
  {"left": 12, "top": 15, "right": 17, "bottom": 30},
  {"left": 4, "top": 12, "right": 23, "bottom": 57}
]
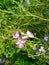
[{"left": 0, "top": 0, "right": 49, "bottom": 65}]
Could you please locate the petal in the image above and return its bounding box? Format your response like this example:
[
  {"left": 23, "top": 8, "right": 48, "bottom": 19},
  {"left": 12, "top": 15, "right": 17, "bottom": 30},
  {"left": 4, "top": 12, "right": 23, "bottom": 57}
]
[
  {"left": 22, "top": 36, "right": 28, "bottom": 39},
  {"left": 22, "top": 38, "right": 27, "bottom": 44},
  {"left": 44, "top": 36, "right": 48, "bottom": 41},
  {"left": 32, "top": 47, "right": 36, "bottom": 50},
  {"left": 39, "top": 49, "right": 41, "bottom": 52},
  {"left": 40, "top": 46, "right": 44, "bottom": 49},
  {"left": 21, "top": 32, "right": 25, "bottom": 35},
  {"left": 13, "top": 32, "right": 20, "bottom": 38},
  {"left": 42, "top": 49, "right": 46, "bottom": 53},
  {"left": 18, "top": 44, "right": 24, "bottom": 48},
  {"left": 36, "top": 51, "right": 40, "bottom": 56},
  {"left": 27, "top": 30, "right": 34, "bottom": 38},
  {"left": 15, "top": 41, "right": 20, "bottom": 45},
  {"left": 13, "top": 34, "right": 17, "bottom": 38},
  {"left": 18, "top": 36, "right": 21, "bottom": 40}
]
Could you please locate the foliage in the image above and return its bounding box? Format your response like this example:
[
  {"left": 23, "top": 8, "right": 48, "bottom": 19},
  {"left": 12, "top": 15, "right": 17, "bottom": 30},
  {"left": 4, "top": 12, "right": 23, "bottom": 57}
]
[{"left": 0, "top": 0, "right": 49, "bottom": 65}]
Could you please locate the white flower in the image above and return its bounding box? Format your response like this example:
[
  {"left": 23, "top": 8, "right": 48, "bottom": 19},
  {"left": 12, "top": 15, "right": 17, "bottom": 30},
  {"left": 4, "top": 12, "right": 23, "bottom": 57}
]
[
  {"left": 39, "top": 46, "right": 46, "bottom": 53},
  {"left": 27, "top": 30, "right": 34, "bottom": 38}
]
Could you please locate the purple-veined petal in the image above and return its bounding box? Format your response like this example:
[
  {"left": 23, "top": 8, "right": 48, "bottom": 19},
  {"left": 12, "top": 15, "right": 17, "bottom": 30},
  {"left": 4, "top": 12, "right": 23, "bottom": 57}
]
[
  {"left": 27, "top": 30, "right": 34, "bottom": 38},
  {"left": 13, "top": 32, "right": 20, "bottom": 38},
  {"left": 18, "top": 44, "right": 24, "bottom": 48}
]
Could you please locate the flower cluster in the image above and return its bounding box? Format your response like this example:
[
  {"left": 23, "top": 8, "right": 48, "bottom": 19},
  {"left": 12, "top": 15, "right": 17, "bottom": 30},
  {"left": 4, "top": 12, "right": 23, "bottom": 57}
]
[
  {"left": 36, "top": 46, "right": 46, "bottom": 56},
  {"left": 13, "top": 31, "right": 34, "bottom": 48}
]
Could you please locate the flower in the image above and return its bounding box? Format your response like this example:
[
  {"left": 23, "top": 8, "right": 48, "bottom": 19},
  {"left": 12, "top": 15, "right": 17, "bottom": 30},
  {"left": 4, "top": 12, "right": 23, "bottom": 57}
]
[
  {"left": 13, "top": 32, "right": 20, "bottom": 39},
  {"left": 13, "top": 31, "right": 34, "bottom": 48},
  {"left": 43, "top": 36, "right": 48, "bottom": 41},
  {"left": 21, "top": 31, "right": 34, "bottom": 39},
  {"left": 27, "top": 30, "right": 34, "bottom": 38},
  {"left": 36, "top": 46, "right": 46, "bottom": 56},
  {"left": 15, "top": 38, "right": 27, "bottom": 45},
  {"left": 15, "top": 37, "right": 27, "bottom": 48},
  {"left": 39, "top": 46, "right": 46, "bottom": 53}
]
